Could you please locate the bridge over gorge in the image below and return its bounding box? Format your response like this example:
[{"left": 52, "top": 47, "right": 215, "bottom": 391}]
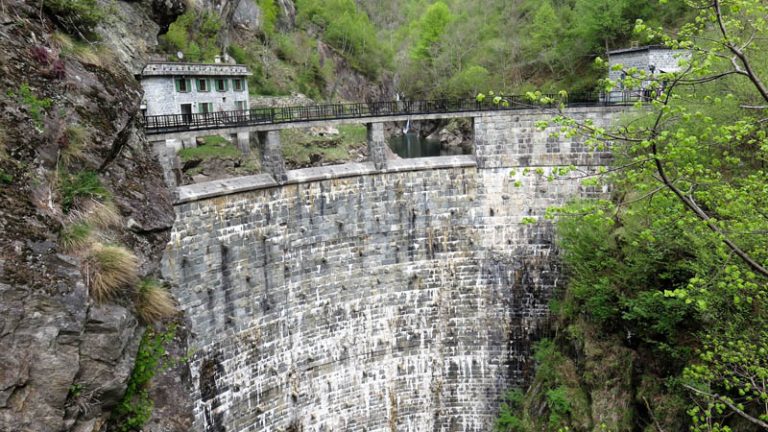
[{"left": 144, "top": 92, "right": 642, "bottom": 187}]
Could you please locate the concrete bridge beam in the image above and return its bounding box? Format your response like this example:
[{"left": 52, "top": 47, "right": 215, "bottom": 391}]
[
  {"left": 181, "top": 136, "right": 197, "bottom": 149},
  {"left": 150, "top": 140, "right": 180, "bottom": 188},
  {"left": 257, "top": 130, "right": 287, "bottom": 183},
  {"left": 233, "top": 131, "right": 251, "bottom": 155},
  {"left": 366, "top": 122, "right": 388, "bottom": 170}
]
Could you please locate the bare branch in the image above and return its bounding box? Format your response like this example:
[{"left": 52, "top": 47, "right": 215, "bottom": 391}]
[{"left": 643, "top": 397, "right": 667, "bottom": 432}]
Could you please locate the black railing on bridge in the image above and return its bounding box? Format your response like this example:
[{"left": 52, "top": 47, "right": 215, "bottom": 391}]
[{"left": 141, "top": 91, "right": 644, "bottom": 135}]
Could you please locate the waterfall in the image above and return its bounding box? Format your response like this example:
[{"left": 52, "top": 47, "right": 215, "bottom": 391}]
[{"left": 403, "top": 118, "right": 411, "bottom": 134}]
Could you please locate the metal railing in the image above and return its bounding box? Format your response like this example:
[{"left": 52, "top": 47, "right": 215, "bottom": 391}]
[{"left": 141, "top": 91, "right": 645, "bottom": 135}]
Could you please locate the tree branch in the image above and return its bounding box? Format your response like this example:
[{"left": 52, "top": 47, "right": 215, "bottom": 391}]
[
  {"left": 713, "top": 0, "right": 768, "bottom": 103},
  {"left": 683, "top": 384, "right": 768, "bottom": 430}
]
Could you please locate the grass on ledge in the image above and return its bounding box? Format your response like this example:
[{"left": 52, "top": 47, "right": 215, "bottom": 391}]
[
  {"left": 281, "top": 124, "right": 367, "bottom": 166},
  {"left": 178, "top": 135, "right": 241, "bottom": 162}
]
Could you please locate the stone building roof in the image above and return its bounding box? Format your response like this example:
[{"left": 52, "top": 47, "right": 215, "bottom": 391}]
[{"left": 140, "top": 62, "right": 252, "bottom": 77}]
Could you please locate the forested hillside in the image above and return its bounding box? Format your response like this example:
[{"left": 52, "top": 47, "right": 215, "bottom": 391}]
[{"left": 158, "top": 0, "right": 689, "bottom": 101}]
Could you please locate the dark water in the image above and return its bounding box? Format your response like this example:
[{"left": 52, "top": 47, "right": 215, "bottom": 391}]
[{"left": 388, "top": 132, "right": 467, "bottom": 158}]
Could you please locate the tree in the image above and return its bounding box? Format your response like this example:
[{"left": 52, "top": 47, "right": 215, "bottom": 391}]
[
  {"left": 410, "top": 1, "right": 453, "bottom": 62},
  {"left": 517, "top": 0, "right": 768, "bottom": 429}
]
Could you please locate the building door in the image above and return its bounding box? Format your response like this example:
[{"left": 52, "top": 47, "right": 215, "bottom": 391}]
[{"left": 181, "top": 104, "right": 192, "bottom": 123}]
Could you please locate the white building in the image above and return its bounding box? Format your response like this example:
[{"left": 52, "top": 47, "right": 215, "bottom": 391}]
[
  {"left": 607, "top": 45, "right": 690, "bottom": 97},
  {"left": 139, "top": 62, "right": 252, "bottom": 117}
]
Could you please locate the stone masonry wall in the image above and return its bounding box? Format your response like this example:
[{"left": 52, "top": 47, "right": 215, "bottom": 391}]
[{"left": 162, "top": 107, "right": 623, "bottom": 431}]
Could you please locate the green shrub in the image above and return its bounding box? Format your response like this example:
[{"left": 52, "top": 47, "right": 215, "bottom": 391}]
[
  {"left": 258, "top": 0, "right": 279, "bottom": 36},
  {"left": 295, "top": 0, "right": 392, "bottom": 79},
  {"left": 112, "top": 325, "right": 177, "bottom": 432},
  {"left": 227, "top": 44, "right": 248, "bottom": 64},
  {"left": 0, "top": 168, "right": 12, "bottom": 185},
  {"left": 59, "top": 171, "right": 111, "bottom": 213},
  {"left": 163, "top": 10, "right": 221, "bottom": 62},
  {"left": 43, "top": 0, "right": 103, "bottom": 37},
  {"left": 445, "top": 66, "right": 492, "bottom": 97},
  {"left": 495, "top": 389, "right": 526, "bottom": 432},
  {"left": 545, "top": 386, "right": 572, "bottom": 429},
  {"left": 8, "top": 84, "right": 52, "bottom": 129}
]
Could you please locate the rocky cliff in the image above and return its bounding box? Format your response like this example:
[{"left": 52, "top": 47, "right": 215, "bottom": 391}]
[{"left": 0, "top": 1, "right": 189, "bottom": 431}]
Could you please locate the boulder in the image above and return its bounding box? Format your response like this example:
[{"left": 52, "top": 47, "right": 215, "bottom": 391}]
[{"left": 309, "top": 126, "right": 340, "bottom": 137}]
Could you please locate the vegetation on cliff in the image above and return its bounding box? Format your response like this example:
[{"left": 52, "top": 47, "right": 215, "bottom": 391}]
[
  {"left": 497, "top": 0, "right": 768, "bottom": 430},
  {"left": 155, "top": 0, "right": 690, "bottom": 101}
]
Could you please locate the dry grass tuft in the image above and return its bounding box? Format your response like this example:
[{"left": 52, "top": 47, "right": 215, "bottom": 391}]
[
  {"left": 59, "top": 222, "right": 93, "bottom": 253},
  {"left": 136, "top": 279, "right": 178, "bottom": 323},
  {"left": 60, "top": 125, "right": 88, "bottom": 167},
  {"left": 70, "top": 199, "right": 122, "bottom": 229},
  {"left": 52, "top": 31, "right": 112, "bottom": 67},
  {"left": 85, "top": 243, "right": 139, "bottom": 303}
]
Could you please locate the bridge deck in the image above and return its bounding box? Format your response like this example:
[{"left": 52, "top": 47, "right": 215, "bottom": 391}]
[{"left": 142, "top": 92, "right": 642, "bottom": 139}]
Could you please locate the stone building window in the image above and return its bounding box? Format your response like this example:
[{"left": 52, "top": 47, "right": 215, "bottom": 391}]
[
  {"left": 215, "top": 79, "right": 228, "bottom": 92},
  {"left": 196, "top": 79, "right": 210, "bottom": 92},
  {"left": 175, "top": 78, "right": 191, "bottom": 92},
  {"left": 232, "top": 79, "right": 244, "bottom": 91},
  {"left": 199, "top": 102, "right": 213, "bottom": 114}
]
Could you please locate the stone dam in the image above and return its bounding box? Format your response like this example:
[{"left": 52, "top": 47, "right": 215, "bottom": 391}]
[{"left": 161, "top": 107, "right": 623, "bottom": 431}]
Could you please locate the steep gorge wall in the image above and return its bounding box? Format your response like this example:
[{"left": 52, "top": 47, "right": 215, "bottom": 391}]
[{"left": 163, "top": 108, "right": 622, "bottom": 431}]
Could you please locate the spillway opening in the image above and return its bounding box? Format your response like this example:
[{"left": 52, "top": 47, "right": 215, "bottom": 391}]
[{"left": 386, "top": 118, "right": 474, "bottom": 158}]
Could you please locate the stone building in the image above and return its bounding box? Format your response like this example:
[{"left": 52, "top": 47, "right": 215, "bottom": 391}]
[
  {"left": 607, "top": 45, "right": 690, "bottom": 98},
  {"left": 139, "top": 62, "right": 252, "bottom": 117}
]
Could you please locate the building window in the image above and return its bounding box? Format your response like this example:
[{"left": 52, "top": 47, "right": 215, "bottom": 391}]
[
  {"left": 196, "top": 79, "right": 210, "bottom": 92},
  {"left": 176, "top": 78, "right": 190, "bottom": 93},
  {"left": 199, "top": 102, "right": 213, "bottom": 114},
  {"left": 232, "top": 79, "right": 244, "bottom": 91},
  {"left": 215, "top": 79, "right": 228, "bottom": 92},
  {"left": 235, "top": 101, "right": 246, "bottom": 111}
]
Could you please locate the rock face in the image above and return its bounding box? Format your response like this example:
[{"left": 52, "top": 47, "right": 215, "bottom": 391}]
[
  {"left": 0, "top": 2, "right": 184, "bottom": 431},
  {"left": 232, "top": 0, "right": 262, "bottom": 31},
  {"left": 163, "top": 108, "right": 622, "bottom": 431}
]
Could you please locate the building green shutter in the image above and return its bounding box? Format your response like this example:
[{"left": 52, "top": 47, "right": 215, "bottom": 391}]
[{"left": 175, "top": 79, "right": 180, "bottom": 92}]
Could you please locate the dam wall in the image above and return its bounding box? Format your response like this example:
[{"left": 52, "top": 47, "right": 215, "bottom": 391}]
[{"left": 162, "top": 107, "right": 622, "bottom": 431}]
